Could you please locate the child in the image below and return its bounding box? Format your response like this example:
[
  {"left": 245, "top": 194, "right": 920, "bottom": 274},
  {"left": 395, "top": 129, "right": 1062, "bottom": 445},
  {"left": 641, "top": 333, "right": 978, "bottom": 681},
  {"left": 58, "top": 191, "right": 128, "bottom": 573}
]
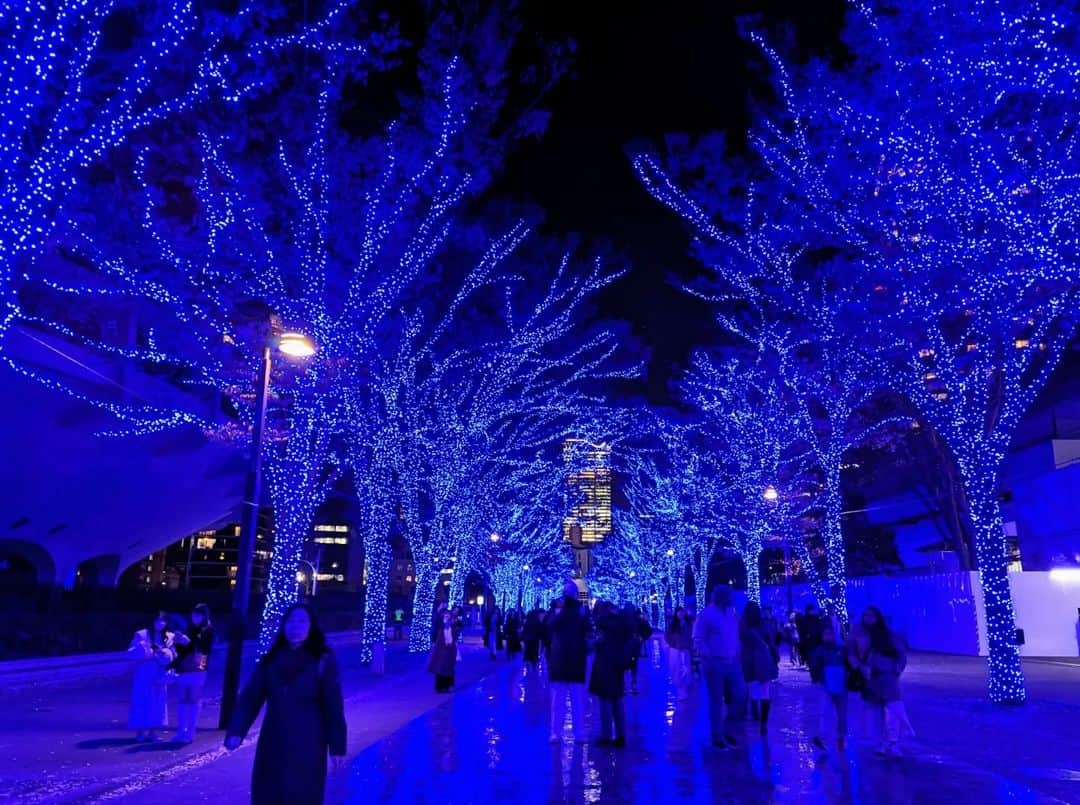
[{"left": 809, "top": 622, "right": 848, "bottom": 753}]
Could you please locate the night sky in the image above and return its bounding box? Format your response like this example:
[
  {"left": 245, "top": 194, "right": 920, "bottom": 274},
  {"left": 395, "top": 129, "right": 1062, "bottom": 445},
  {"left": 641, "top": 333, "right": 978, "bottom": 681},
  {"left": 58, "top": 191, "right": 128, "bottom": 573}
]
[{"left": 491, "top": 1, "right": 847, "bottom": 402}]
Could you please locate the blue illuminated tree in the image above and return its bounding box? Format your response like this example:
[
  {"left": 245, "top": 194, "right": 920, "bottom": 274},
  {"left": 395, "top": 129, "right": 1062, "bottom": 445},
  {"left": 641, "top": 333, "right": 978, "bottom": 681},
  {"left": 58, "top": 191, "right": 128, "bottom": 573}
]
[
  {"left": 377, "top": 246, "right": 632, "bottom": 652},
  {"left": 0, "top": 0, "right": 384, "bottom": 345},
  {"left": 681, "top": 349, "right": 816, "bottom": 604},
  {"left": 635, "top": 139, "right": 906, "bottom": 619},
  {"left": 11, "top": 3, "right": 569, "bottom": 654},
  {"left": 644, "top": 0, "right": 1080, "bottom": 702}
]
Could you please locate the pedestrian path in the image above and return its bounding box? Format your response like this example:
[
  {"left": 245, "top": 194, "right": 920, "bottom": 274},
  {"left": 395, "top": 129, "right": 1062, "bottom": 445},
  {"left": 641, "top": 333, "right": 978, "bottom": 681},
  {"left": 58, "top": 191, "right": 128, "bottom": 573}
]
[{"left": 332, "top": 642, "right": 1080, "bottom": 804}]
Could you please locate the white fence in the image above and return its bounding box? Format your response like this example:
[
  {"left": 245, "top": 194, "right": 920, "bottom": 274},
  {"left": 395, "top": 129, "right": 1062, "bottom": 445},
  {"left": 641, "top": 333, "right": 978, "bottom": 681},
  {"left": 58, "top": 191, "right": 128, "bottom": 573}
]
[{"left": 745, "top": 570, "right": 1080, "bottom": 658}]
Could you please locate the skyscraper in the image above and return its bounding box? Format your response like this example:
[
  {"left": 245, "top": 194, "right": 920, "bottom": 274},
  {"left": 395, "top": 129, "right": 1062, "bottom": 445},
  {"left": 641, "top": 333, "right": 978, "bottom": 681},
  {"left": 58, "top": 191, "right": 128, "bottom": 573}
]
[{"left": 563, "top": 439, "right": 612, "bottom": 576}]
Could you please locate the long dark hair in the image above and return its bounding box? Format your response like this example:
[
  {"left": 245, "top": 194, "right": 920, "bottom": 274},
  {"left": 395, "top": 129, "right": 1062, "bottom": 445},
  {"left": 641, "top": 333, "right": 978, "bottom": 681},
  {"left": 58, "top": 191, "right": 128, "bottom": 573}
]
[
  {"left": 266, "top": 602, "right": 328, "bottom": 660},
  {"left": 866, "top": 608, "right": 896, "bottom": 657},
  {"left": 190, "top": 603, "right": 212, "bottom": 633},
  {"left": 148, "top": 610, "right": 169, "bottom": 648},
  {"left": 742, "top": 601, "right": 763, "bottom": 629},
  {"left": 666, "top": 607, "right": 687, "bottom": 638}
]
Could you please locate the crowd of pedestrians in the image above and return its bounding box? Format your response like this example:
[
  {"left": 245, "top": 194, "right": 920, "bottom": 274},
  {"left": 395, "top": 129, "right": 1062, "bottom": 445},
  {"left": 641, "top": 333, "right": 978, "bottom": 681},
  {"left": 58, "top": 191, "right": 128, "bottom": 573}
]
[{"left": 122, "top": 585, "right": 912, "bottom": 803}]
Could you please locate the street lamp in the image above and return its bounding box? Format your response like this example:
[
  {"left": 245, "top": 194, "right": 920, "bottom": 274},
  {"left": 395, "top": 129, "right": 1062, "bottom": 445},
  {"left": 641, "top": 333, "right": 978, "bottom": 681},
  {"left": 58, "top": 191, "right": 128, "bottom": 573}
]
[
  {"left": 762, "top": 486, "right": 793, "bottom": 610},
  {"left": 219, "top": 327, "right": 316, "bottom": 729}
]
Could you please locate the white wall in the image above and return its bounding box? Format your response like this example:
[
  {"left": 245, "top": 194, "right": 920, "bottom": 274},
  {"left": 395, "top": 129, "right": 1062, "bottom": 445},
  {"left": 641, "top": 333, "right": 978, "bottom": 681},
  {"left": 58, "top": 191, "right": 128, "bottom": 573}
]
[
  {"left": 746, "top": 570, "right": 1080, "bottom": 658},
  {"left": 1006, "top": 571, "right": 1080, "bottom": 658}
]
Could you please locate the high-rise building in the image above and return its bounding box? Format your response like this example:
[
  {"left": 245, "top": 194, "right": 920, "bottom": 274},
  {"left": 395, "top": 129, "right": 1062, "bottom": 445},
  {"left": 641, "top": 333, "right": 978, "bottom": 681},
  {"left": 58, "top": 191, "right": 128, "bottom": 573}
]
[{"left": 563, "top": 440, "right": 612, "bottom": 577}]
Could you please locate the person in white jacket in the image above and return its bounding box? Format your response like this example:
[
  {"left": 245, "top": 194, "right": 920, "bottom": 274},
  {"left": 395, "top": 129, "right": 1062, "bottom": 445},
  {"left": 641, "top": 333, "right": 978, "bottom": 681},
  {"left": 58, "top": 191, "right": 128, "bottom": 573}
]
[{"left": 126, "top": 611, "right": 179, "bottom": 742}]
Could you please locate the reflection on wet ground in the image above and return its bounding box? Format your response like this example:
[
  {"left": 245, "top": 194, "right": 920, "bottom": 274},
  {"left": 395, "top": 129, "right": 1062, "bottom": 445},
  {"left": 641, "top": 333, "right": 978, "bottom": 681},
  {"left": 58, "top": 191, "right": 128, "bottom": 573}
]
[{"left": 339, "top": 643, "right": 1070, "bottom": 804}]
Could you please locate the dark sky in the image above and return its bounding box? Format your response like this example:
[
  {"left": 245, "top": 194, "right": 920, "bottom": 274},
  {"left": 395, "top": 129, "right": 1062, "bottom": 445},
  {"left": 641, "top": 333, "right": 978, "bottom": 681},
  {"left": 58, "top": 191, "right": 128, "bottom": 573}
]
[{"left": 491, "top": 1, "right": 846, "bottom": 402}]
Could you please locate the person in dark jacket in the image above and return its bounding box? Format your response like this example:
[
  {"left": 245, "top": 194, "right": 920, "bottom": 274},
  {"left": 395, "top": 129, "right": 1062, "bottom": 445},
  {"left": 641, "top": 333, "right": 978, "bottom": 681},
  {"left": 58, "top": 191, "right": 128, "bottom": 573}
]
[
  {"left": 740, "top": 602, "right": 780, "bottom": 735},
  {"left": 623, "top": 605, "right": 650, "bottom": 695},
  {"left": 170, "top": 603, "right": 214, "bottom": 743},
  {"left": 809, "top": 621, "right": 849, "bottom": 754},
  {"left": 427, "top": 607, "right": 461, "bottom": 692},
  {"left": 225, "top": 603, "right": 346, "bottom": 805},
  {"left": 544, "top": 582, "right": 590, "bottom": 743},
  {"left": 522, "top": 608, "right": 543, "bottom": 669},
  {"left": 798, "top": 604, "right": 823, "bottom": 670},
  {"left": 505, "top": 608, "right": 523, "bottom": 659},
  {"left": 589, "top": 602, "right": 633, "bottom": 747}
]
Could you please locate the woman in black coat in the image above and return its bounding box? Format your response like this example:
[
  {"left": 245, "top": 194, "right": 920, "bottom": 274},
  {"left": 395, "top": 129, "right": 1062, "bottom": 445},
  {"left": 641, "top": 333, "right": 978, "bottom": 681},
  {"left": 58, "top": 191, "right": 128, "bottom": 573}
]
[
  {"left": 225, "top": 603, "right": 347, "bottom": 805},
  {"left": 521, "top": 609, "right": 543, "bottom": 667},
  {"left": 589, "top": 602, "right": 633, "bottom": 747}
]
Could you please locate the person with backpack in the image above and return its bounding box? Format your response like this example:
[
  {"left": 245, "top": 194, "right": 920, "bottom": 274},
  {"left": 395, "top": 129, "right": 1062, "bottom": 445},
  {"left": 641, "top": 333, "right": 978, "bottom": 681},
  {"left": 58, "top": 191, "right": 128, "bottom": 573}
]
[
  {"left": 809, "top": 620, "right": 849, "bottom": 754},
  {"left": 589, "top": 601, "right": 634, "bottom": 747},
  {"left": 225, "top": 603, "right": 346, "bottom": 804},
  {"left": 545, "top": 581, "right": 590, "bottom": 744}
]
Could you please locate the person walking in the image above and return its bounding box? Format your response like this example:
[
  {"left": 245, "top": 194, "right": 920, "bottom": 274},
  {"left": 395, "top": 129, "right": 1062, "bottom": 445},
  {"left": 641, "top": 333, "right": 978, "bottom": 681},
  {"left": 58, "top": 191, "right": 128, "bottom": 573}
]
[
  {"left": 798, "top": 604, "right": 822, "bottom": 672},
  {"left": 589, "top": 601, "right": 633, "bottom": 748},
  {"left": 505, "top": 608, "right": 522, "bottom": 659},
  {"left": 392, "top": 608, "right": 405, "bottom": 641},
  {"left": 784, "top": 611, "right": 800, "bottom": 667},
  {"left": 740, "top": 602, "right": 780, "bottom": 736},
  {"left": 693, "top": 586, "right": 745, "bottom": 749},
  {"left": 224, "top": 603, "right": 347, "bottom": 805},
  {"left": 809, "top": 620, "right": 849, "bottom": 753},
  {"left": 761, "top": 605, "right": 781, "bottom": 652},
  {"left": 541, "top": 597, "right": 563, "bottom": 668},
  {"left": 664, "top": 607, "right": 693, "bottom": 701},
  {"left": 545, "top": 581, "right": 590, "bottom": 744},
  {"left": 126, "top": 610, "right": 179, "bottom": 742},
  {"left": 862, "top": 613, "right": 912, "bottom": 756},
  {"left": 169, "top": 603, "right": 214, "bottom": 743},
  {"left": 522, "top": 608, "right": 543, "bottom": 670},
  {"left": 427, "top": 607, "right": 462, "bottom": 693}
]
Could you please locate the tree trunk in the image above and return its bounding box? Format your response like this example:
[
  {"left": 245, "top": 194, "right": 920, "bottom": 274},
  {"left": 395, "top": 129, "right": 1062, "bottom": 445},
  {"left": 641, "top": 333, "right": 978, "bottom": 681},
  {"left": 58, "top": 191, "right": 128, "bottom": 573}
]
[
  {"left": 360, "top": 538, "right": 391, "bottom": 664},
  {"left": 408, "top": 561, "right": 438, "bottom": 654},
  {"left": 258, "top": 467, "right": 324, "bottom": 653},
  {"left": 448, "top": 557, "right": 468, "bottom": 607},
  {"left": 821, "top": 473, "right": 849, "bottom": 619},
  {"left": 965, "top": 469, "right": 1026, "bottom": 703},
  {"left": 743, "top": 548, "right": 762, "bottom": 604}
]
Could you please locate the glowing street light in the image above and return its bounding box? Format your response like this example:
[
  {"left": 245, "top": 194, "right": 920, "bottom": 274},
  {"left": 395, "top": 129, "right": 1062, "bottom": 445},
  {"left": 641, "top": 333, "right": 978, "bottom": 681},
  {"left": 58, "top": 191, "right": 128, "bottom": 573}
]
[
  {"left": 221, "top": 324, "right": 317, "bottom": 729},
  {"left": 278, "top": 331, "right": 317, "bottom": 357},
  {"left": 763, "top": 485, "right": 779, "bottom": 501},
  {"left": 490, "top": 532, "right": 500, "bottom": 542}
]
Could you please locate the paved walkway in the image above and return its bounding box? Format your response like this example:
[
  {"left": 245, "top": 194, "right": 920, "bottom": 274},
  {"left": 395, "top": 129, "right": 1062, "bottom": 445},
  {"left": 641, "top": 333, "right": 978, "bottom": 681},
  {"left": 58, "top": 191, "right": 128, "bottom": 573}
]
[
  {"left": 0, "top": 632, "right": 501, "bottom": 804},
  {"left": 3, "top": 637, "right": 1079, "bottom": 803},
  {"left": 334, "top": 645, "right": 1080, "bottom": 804}
]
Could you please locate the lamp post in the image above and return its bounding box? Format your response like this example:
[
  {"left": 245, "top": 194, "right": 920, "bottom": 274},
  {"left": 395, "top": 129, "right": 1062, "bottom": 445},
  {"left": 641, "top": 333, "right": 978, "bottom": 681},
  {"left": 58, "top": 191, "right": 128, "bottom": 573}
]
[
  {"left": 219, "top": 330, "right": 315, "bottom": 730},
  {"left": 763, "top": 485, "right": 792, "bottom": 611}
]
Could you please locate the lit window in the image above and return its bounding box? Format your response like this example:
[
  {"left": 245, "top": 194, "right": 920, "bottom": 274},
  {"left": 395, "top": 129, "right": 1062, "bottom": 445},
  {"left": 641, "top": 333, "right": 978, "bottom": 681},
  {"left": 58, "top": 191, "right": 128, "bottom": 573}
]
[
  {"left": 196, "top": 537, "right": 215, "bottom": 550},
  {"left": 406, "top": 575, "right": 413, "bottom": 582}
]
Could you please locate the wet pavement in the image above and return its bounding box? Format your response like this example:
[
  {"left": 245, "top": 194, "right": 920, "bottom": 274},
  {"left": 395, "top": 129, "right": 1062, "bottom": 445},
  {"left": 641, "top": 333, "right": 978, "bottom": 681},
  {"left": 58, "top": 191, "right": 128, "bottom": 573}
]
[
  {"left": 3, "top": 636, "right": 1079, "bottom": 803},
  {"left": 334, "top": 644, "right": 1080, "bottom": 804}
]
